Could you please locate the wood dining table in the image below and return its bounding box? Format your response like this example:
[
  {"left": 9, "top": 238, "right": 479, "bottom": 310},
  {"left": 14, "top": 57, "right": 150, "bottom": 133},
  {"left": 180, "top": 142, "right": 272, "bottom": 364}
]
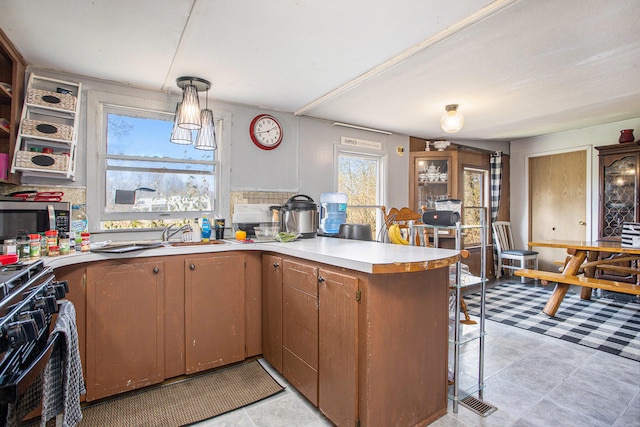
[{"left": 516, "top": 239, "right": 640, "bottom": 316}]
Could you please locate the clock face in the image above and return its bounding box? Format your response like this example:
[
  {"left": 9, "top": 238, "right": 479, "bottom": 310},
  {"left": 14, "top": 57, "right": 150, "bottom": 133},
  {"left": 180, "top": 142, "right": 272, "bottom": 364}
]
[{"left": 250, "top": 114, "right": 283, "bottom": 150}]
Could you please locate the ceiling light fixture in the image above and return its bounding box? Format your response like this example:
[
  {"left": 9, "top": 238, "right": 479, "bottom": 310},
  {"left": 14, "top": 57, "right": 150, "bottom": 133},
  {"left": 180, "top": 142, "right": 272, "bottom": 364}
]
[
  {"left": 440, "top": 104, "right": 464, "bottom": 133},
  {"left": 170, "top": 102, "right": 193, "bottom": 145},
  {"left": 195, "top": 88, "right": 217, "bottom": 150},
  {"left": 171, "top": 76, "right": 217, "bottom": 149}
]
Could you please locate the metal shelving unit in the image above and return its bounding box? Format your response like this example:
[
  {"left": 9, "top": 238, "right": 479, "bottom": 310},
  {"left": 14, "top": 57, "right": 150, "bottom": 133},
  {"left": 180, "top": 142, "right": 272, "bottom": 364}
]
[{"left": 411, "top": 210, "right": 490, "bottom": 415}]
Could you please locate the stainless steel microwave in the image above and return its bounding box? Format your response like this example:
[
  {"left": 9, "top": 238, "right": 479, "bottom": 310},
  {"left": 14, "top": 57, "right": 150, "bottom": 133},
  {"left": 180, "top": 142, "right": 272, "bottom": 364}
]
[{"left": 0, "top": 200, "right": 71, "bottom": 241}]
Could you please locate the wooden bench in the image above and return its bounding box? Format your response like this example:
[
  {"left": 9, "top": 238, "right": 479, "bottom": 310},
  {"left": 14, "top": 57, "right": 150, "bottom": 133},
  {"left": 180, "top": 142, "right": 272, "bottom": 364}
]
[{"left": 515, "top": 269, "right": 640, "bottom": 295}]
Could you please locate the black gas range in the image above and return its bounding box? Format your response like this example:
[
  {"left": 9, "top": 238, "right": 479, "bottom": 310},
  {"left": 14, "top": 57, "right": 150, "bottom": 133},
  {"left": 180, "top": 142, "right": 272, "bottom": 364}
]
[{"left": 0, "top": 260, "right": 68, "bottom": 424}]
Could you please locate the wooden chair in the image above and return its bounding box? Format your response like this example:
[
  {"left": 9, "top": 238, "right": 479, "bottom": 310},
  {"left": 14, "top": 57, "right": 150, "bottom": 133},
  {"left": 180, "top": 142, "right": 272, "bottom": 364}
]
[
  {"left": 381, "top": 206, "right": 426, "bottom": 245},
  {"left": 492, "top": 221, "right": 539, "bottom": 283}
]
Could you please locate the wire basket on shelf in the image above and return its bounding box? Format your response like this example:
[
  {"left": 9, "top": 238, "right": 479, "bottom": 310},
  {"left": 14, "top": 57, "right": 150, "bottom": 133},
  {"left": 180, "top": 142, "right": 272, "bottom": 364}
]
[
  {"left": 15, "top": 151, "right": 69, "bottom": 172},
  {"left": 21, "top": 119, "right": 74, "bottom": 141},
  {"left": 26, "top": 88, "right": 77, "bottom": 111}
]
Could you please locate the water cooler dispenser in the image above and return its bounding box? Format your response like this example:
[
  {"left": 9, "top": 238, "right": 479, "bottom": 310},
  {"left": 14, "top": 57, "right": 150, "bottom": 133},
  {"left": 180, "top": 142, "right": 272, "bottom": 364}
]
[{"left": 318, "top": 192, "right": 348, "bottom": 235}]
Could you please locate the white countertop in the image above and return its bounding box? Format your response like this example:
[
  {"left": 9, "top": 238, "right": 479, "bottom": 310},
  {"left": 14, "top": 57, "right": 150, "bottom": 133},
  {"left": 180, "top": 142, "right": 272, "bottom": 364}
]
[{"left": 43, "top": 237, "right": 460, "bottom": 274}]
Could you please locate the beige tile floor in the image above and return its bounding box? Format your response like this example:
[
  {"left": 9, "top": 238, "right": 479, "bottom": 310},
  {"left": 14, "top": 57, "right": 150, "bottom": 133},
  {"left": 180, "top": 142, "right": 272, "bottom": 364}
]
[{"left": 196, "top": 315, "right": 640, "bottom": 427}]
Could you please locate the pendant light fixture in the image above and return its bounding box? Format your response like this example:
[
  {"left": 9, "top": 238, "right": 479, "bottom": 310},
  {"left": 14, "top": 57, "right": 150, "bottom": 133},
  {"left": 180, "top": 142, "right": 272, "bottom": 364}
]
[
  {"left": 170, "top": 102, "right": 193, "bottom": 144},
  {"left": 195, "top": 87, "right": 217, "bottom": 150},
  {"left": 171, "top": 76, "right": 217, "bottom": 149},
  {"left": 440, "top": 104, "right": 464, "bottom": 133}
]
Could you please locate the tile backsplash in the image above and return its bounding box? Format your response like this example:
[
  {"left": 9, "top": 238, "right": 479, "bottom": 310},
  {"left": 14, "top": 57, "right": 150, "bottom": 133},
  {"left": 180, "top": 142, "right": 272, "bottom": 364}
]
[
  {"left": 0, "top": 186, "right": 296, "bottom": 220},
  {"left": 230, "top": 191, "right": 295, "bottom": 216},
  {"left": 0, "top": 184, "right": 85, "bottom": 205}
]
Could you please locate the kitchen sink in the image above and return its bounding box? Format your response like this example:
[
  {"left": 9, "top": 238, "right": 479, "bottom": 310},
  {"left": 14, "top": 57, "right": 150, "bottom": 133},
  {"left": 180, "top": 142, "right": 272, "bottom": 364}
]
[
  {"left": 90, "top": 241, "right": 165, "bottom": 253},
  {"left": 168, "top": 240, "right": 227, "bottom": 247}
]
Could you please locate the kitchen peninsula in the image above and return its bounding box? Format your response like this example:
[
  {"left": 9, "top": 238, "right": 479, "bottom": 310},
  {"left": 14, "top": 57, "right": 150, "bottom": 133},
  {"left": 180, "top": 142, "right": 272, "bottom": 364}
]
[{"left": 47, "top": 238, "right": 459, "bottom": 427}]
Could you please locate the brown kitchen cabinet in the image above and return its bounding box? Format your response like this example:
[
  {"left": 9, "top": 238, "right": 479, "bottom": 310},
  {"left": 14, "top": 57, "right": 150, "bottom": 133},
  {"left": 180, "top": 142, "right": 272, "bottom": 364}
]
[
  {"left": 318, "top": 268, "right": 359, "bottom": 427},
  {"left": 263, "top": 254, "right": 360, "bottom": 426},
  {"left": 282, "top": 258, "right": 319, "bottom": 405},
  {"left": 48, "top": 263, "right": 87, "bottom": 405},
  {"left": 57, "top": 252, "right": 260, "bottom": 402},
  {"left": 409, "top": 149, "right": 459, "bottom": 212},
  {"left": 85, "top": 258, "right": 165, "bottom": 401},
  {"left": 185, "top": 253, "right": 246, "bottom": 374},
  {"left": 409, "top": 138, "right": 501, "bottom": 278},
  {"left": 262, "top": 253, "right": 283, "bottom": 372},
  {"left": 0, "top": 29, "right": 26, "bottom": 184},
  {"left": 596, "top": 143, "right": 639, "bottom": 241}
]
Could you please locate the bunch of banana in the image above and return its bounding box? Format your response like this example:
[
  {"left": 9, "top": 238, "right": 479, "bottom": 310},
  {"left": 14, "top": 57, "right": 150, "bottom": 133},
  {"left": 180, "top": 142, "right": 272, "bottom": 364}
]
[{"left": 388, "top": 224, "right": 409, "bottom": 245}]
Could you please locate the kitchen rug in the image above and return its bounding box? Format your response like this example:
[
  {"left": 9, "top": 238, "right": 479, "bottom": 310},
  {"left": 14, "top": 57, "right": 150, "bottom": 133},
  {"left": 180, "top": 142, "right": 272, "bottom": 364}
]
[
  {"left": 464, "top": 282, "right": 640, "bottom": 362},
  {"left": 27, "top": 360, "right": 284, "bottom": 427}
]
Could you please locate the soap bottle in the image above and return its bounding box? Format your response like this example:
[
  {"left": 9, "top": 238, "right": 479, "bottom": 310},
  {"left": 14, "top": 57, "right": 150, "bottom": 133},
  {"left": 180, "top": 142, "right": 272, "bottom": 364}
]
[
  {"left": 71, "top": 204, "right": 88, "bottom": 245},
  {"left": 201, "top": 215, "right": 212, "bottom": 242},
  {"left": 192, "top": 218, "right": 202, "bottom": 242}
]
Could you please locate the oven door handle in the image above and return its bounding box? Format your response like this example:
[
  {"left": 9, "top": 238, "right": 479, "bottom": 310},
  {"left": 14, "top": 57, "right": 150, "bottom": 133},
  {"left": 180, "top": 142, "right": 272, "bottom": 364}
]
[{"left": 0, "top": 332, "right": 60, "bottom": 402}]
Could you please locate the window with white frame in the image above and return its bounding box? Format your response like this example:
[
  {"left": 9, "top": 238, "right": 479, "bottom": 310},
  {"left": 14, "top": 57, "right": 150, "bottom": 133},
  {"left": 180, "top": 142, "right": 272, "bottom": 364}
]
[
  {"left": 86, "top": 92, "right": 220, "bottom": 230},
  {"left": 335, "top": 145, "right": 386, "bottom": 239}
]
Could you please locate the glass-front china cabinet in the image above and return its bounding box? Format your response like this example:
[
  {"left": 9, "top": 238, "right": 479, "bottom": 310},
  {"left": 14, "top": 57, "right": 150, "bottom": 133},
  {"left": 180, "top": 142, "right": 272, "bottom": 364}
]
[
  {"left": 596, "top": 143, "right": 639, "bottom": 241},
  {"left": 409, "top": 150, "right": 459, "bottom": 212}
]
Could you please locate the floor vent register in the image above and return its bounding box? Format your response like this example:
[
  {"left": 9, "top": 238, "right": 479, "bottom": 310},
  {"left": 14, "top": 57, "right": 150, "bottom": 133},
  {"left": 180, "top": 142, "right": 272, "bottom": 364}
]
[{"left": 459, "top": 395, "right": 498, "bottom": 417}]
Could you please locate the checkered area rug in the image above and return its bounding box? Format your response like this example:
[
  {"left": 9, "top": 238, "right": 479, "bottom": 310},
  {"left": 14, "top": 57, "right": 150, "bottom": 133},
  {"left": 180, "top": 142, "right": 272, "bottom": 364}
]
[{"left": 465, "top": 283, "right": 640, "bottom": 362}]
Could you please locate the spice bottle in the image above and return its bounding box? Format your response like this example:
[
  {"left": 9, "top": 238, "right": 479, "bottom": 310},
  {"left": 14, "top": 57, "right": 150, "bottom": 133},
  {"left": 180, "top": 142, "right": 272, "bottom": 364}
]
[
  {"left": 81, "top": 232, "right": 91, "bottom": 252},
  {"left": 59, "top": 232, "right": 70, "bottom": 255},
  {"left": 29, "top": 233, "right": 41, "bottom": 259},
  {"left": 45, "top": 230, "right": 58, "bottom": 255},
  {"left": 3, "top": 239, "right": 17, "bottom": 256},
  {"left": 17, "top": 234, "right": 30, "bottom": 261}
]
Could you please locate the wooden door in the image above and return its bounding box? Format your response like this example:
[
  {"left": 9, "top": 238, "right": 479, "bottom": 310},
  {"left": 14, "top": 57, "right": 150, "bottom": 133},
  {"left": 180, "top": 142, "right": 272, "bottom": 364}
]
[
  {"left": 86, "top": 259, "right": 165, "bottom": 401},
  {"left": 185, "top": 253, "right": 245, "bottom": 374},
  {"left": 262, "top": 254, "right": 283, "bottom": 372},
  {"left": 318, "top": 268, "right": 358, "bottom": 427},
  {"left": 529, "top": 150, "right": 587, "bottom": 270}
]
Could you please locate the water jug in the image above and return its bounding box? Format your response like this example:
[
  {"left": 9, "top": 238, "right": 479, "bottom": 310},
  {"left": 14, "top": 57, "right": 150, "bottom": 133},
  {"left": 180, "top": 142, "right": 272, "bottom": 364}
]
[{"left": 319, "top": 192, "right": 348, "bottom": 235}]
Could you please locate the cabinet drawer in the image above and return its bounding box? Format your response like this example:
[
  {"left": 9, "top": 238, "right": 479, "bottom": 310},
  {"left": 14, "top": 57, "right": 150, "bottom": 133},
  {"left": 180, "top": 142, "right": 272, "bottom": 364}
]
[
  {"left": 283, "top": 347, "right": 318, "bottom": 406},
  {"left": 283, "top": 259, "right": 318, "bottom": 296},
  {"left": 283, "top": 285, "right": 318, "bottom": 368}
]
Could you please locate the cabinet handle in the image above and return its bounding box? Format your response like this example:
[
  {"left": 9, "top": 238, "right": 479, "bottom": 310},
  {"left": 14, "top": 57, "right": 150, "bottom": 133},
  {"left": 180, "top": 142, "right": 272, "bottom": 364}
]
[
  {"left": 273, "top": 262, "right": 279, "bottom": 268},
  {"left": 153, "top": 267, "right": 159, "bottom": 274},
  {"left": 190, "top": 264, "right": 196, "bottom": 270},
  {"left": 318, "top": 276, "right": 325, "bottom": 283}
]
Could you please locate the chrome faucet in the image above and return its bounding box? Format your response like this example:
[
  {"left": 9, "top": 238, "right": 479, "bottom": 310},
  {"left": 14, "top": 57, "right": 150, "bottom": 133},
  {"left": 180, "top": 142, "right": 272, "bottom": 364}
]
[{"left": 161, "top": 224, "right": 193, "bottom": 242}]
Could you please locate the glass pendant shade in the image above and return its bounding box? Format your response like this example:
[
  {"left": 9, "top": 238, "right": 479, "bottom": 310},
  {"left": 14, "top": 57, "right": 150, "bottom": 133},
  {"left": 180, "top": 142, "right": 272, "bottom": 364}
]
[
  {"left": 440, "top": 104, "right": 464, "bottom": 133},
  {"left": 194, "top": 109, "right": 217, "bottom": 150},
  {"left": 170, "top": 103, "right": 193, "bottom": 144},
  {"left": 177, "top": 84, "right": 202, "bottom": 130}
]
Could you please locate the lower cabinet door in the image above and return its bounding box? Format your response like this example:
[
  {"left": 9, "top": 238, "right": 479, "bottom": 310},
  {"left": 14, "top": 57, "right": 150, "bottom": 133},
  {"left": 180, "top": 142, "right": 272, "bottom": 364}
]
[
  {"left": 85, "top": 259, "right": 165, "bottom": 401},
  {"left": 185, "top": 253, "right": 246, "bottom": 374},
  {"left": 318, "top": 268, "right": 359, "bottom": 427},
  {"left": 262, "top": 254, "right": 283, "bottom": 372}
]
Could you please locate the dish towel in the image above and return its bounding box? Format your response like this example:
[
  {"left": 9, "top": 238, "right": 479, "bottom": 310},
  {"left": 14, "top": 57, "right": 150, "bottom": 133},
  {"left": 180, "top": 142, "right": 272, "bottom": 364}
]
[{"left": 40, "top": 301, "right": 86, "bottom": 427}]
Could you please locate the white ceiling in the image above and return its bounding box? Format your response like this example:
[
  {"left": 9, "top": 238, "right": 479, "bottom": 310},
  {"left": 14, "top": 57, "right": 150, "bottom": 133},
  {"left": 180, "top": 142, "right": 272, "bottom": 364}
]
[{"left": 2, "top": 0, "right": 639, "bottom": 141}]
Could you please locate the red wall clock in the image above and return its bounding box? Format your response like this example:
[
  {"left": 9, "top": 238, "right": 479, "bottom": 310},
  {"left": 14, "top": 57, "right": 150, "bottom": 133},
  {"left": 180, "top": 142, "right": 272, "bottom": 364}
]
[{"left": 250, "top": 114, "right": 283, "bottom": 150}]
